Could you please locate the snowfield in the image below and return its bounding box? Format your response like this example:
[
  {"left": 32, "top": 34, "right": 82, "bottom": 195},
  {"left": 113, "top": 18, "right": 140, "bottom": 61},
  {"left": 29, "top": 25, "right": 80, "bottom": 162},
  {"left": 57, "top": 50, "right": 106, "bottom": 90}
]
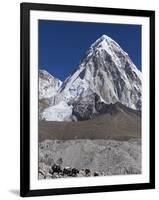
[
  {"left": 40, "top": 101, "right": 73, "bottom": 121},
  {"left": 39, "top": 139, "right": 141, "bottom": 179}
]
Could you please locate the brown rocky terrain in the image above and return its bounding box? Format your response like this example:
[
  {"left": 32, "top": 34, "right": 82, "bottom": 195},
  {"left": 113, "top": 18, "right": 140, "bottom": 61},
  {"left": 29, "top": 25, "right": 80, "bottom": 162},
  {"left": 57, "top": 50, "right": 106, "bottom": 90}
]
[{"left": 39, "top": 102, "right": 141, "bottom": 142}]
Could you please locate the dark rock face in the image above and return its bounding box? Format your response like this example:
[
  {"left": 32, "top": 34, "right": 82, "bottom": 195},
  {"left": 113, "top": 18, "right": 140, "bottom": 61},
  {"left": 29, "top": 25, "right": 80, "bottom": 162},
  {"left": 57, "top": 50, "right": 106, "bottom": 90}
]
[
  {"left": 136, "top": 99, "right": 142, "bottom": 111},
  {"left": 72, "top": 92, "right": 98, "bottom": 121},
  {"left": 72, "top": 89, "right": 141, "bottom": 121}
]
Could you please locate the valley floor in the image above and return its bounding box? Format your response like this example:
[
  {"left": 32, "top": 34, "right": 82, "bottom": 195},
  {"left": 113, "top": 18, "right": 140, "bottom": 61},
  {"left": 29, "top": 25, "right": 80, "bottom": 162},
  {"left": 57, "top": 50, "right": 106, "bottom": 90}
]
[{"left": 38, "top": 139, "right": 141, "bottom": 179}]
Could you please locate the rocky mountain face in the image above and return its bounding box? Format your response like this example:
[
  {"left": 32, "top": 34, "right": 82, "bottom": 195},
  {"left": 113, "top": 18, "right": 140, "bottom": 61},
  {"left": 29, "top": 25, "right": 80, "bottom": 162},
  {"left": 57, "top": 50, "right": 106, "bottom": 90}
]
[{"left": 39, "top": 34, "right": 142, "bottom": 121}]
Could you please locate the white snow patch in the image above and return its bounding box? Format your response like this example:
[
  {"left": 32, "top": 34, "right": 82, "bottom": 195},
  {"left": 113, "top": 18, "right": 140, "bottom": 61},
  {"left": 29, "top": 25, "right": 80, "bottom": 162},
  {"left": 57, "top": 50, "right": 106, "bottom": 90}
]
[{"left": 41, "top": 101, "right": 73, "bottom": 121}]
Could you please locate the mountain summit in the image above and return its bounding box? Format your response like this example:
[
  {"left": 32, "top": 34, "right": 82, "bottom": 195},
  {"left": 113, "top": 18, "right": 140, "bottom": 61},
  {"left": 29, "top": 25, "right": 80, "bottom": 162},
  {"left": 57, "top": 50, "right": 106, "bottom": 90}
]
[{"left": 39, "top": 34, "right": 142, "bottom": 121}]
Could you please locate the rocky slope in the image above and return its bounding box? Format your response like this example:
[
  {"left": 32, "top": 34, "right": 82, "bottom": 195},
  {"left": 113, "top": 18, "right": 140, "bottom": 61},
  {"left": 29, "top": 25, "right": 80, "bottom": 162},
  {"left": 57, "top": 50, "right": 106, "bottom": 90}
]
[{"left": 39, "top": 139, "right": 141, "bottom": 179}]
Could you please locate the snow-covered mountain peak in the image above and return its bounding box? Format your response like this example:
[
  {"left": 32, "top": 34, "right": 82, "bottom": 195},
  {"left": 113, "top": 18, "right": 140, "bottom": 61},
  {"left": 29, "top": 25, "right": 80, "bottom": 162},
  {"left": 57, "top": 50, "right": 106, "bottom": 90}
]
[
  {"left": 100, "top": 34, "right": 111, "bottom": 40},
  {"left": 90, "top": 34, "right": 119, "bottom": 50},
  {"left": 55, "top": 34, "right": 142, "bottom": 111},
  {"left": 39, "top": 35, "right": 142, "bottom": 121},
  {"left": 93, "top": 34, "right": 112, "bottom": 45},
  {"left": 87, "top": 35, "right": 141, "bottom": 76}
]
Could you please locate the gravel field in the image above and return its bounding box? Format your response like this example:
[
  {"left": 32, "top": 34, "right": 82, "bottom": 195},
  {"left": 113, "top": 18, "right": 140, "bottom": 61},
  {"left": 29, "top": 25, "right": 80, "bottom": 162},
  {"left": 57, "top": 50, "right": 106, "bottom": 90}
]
[{"left": 39, "top": 139, "right": 141, "bottom": 179}]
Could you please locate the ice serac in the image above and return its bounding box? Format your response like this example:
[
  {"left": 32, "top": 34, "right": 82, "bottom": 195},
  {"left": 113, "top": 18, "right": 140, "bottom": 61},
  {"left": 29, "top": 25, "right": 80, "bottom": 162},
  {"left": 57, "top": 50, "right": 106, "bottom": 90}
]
[
  {"left": 56, "top": 34, "right": 142, "bottom": 111},
  {"left": 39, "top": 70, "right": 62, "bottom": 117}
]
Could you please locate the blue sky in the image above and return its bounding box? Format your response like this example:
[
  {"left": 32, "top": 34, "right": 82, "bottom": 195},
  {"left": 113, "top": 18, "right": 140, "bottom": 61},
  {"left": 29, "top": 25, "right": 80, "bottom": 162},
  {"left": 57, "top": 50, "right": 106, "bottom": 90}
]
[{"left": 39, "top": 20, "right": 141, "bottom": 81}]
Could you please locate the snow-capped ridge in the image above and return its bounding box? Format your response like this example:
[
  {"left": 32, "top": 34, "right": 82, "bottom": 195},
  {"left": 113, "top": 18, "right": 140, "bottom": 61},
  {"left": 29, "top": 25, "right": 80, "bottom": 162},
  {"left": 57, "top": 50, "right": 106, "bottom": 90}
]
[
  {"left": 38, "top": 69, "right": 63, "bottom": 119},
  {"left": 39, "top": 69, "right": 62, "bottom": 100}
]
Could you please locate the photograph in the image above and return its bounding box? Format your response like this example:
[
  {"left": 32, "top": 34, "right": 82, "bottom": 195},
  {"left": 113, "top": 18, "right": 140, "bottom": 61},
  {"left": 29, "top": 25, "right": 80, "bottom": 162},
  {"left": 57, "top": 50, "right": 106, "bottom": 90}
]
[
  {"left": 38, "top": 20, "right": 142, "bottom": 179},
  {"left": 20, "top": 3, "right": 155, "bottom": 196}
]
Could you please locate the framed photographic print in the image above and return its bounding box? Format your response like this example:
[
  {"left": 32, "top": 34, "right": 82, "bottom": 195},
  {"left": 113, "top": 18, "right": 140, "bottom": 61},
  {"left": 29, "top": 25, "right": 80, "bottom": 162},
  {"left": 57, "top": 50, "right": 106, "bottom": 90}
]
[{"left": 20, "top": 2, "right": 155, "bottom": 197}]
